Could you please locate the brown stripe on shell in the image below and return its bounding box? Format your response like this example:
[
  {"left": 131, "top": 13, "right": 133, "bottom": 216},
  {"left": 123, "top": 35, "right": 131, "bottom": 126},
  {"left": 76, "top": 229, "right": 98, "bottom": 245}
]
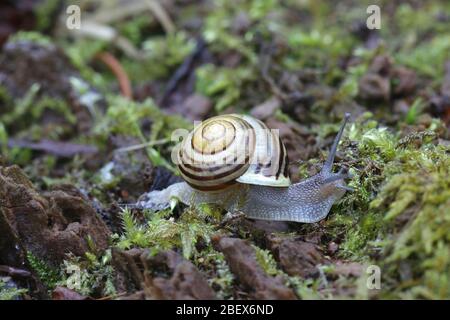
[
  {"left": 178, "top": 157, "right": 248, "bottom": 182},
  {"left": 185, "top": 180, "right": 237, "bottom": 191},
  {"left": 179, "top": 145, "right": 249, "bottom": 177},
  {"left": 276, "top": 135, "right": 285, "bottom": 179}
]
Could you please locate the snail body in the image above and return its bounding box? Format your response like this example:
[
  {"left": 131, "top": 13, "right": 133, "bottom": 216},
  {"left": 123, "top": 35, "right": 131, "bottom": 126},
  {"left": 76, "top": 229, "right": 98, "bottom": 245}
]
[{"left": 137, "top": 113, "right": 352, "bottom": 223}]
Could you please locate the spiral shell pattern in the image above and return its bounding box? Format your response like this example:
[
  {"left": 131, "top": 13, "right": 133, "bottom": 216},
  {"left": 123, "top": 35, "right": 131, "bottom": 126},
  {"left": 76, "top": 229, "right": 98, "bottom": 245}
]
[{"left": 178, "top": 114, "right": 290, "bottom": 191}]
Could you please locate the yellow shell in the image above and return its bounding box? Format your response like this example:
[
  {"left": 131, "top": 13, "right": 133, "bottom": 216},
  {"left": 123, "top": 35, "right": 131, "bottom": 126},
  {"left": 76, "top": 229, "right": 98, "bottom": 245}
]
[{"left": 178, "top": 114, "right": 290, "bottom": 191}]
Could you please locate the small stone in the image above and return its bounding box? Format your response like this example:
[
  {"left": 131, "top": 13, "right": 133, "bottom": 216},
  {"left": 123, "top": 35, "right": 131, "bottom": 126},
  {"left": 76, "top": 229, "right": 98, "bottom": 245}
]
[
  {"left": 250, "top": 97, "right": 281, "bottom": 120},
  {"left": 213, "top": 236, "right": 297, "bottom": 300},
  {"left": 391, "top": 66, "right": 417, "bottom": 96},
  {"left": 358, "top": 73, "right": 390, "bottom": 101},
  {"left": 328, "top": 241, "right": 339, "bottom": 254},
  {"left": 182, "top": 94, "right": 212, "bottom": 121}
]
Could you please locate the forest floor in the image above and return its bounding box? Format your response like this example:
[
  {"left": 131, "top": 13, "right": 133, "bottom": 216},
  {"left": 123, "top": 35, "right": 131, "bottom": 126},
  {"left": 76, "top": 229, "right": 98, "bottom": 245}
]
[{"left": 0, "top": 0, "right": 449, "bottom": 300}]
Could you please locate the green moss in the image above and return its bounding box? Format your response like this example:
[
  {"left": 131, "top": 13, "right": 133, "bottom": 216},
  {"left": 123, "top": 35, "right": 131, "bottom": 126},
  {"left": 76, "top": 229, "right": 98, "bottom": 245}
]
[
  {"left": 118, "top": 14, "right": 154, "bottom": 46},
  {"left": 199, "top": 248, "right": 234, "bottom": 299},
  {"left": 284, "top": 28, "right": 354, "bottom": 72},
  {"left": 0, "top": 85, "right": 13, "bottom": 108},
  {"left": 320, "top": 112, "right": 449, "bottom": 298},
  {"left": 0, "top": 83, "right": 75, "bottom": 140},
  {"left": 1, "top": 0, "right": 449, "bottom": 300},
  {"left": 26, "top": 252, "right": 61, "bottom": 290},
  {"left": 253, "top": 245, "right": 281, "bottom": 276},
  {"left": 123, "top": 31, "right": 195, "bottom": 82},
  {"left": 396, "top": 34, "right": 450, "bottom": 79},
  {"left": 202, "top": 0, "right": 259, "bottom": 63},
  {"left": 34, "top": 0, "right": 61, "bottom": 31},
  {"left": 372, "top": 145, "right": 450, "bottom": 299},
  {"left": 94, "top": 95, "right": 190, "bottom": 171},
  {"left": 253, "top": 243, "right": 330, "bottom": 299},
  {"left": 116, "top": 205, "right": 218, "bottom": 259},
  {"left": 393, "top": 2, "right": 450, "bottom": 36},
  {"left": 8, "top": 31, "right": 53, "bottom": 47},
  {"left": 0, "top": 83, "right": 40, "bottom": 126},
  {"left": 61, "top": 249, "right": 116, "bottom": 297},
  {"left": 0, "top": 279, "right": 27, "bottom": 300},
  {"left": 196, "top": 64, "right": 255, "bottom": 111},
  {"left": 65, "top": 39, "right": 109, "bottom": 91},
  {"left": 0, "top": 122, "right": 8, "bottom": 157},
  {"left": 97, "top": 95, "right": 190, "bottom": 139}
]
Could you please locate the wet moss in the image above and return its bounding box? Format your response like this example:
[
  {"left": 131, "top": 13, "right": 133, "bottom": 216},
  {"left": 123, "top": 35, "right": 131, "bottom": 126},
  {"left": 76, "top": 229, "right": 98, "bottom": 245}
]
[
  {"left": 196, "top": 64, "right": 255, "bottom": 111},
  {"left": 26, "top": 252, "right": 61, "bottom": 290},
  {"left": 116, "top": 205, "right": 218, "bottom": 260},
  {"left": 0, "top": 280, "right": 27, "bottom": 300},
  {"left": 1, "top": 0, "right": 449, "bottom": 300},
  {"left": 322, "top": 113, "right": 449, "bottom": 298},
  {"left": 61, "top": 250, "right": 116, "bottom": 297}
]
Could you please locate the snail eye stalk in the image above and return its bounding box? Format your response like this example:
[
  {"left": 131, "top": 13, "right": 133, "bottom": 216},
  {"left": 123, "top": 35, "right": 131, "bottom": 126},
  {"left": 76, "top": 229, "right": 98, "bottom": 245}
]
[{"left": 322, "top": 113, "right": 351, "bottom": 174}]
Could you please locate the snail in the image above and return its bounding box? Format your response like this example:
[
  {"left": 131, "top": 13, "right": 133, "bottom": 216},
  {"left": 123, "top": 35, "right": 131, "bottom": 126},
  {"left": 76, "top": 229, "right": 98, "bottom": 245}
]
[{"left": 136, "top": 113, "right": 352, "bottom": 223}]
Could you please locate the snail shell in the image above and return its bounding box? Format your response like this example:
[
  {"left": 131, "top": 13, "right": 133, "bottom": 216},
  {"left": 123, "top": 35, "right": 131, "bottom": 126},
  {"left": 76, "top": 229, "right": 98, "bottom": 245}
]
[{"left": 177, "top": 114, "right": 290, "bottom": 191}]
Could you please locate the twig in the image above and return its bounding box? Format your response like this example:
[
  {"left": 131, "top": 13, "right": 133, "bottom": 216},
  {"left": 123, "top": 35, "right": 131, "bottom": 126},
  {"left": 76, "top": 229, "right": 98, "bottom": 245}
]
[
  {"left": 73, "top": 20, "right": 146, "bottom": 60},
  {"left": 0, "top": 265, "right": 31, "bottom": 278},
  {"left": 91, "top": 1, "right": 152, "bottom": 24},
  {"left": 96, "top": 52, "right": 133, "bottom": 99},
  {"left": 114, "top": 139, "right": 170, "bottom": 153},
  {"left": 145, "top": 0, "right": 175, "bottom": 34},
  {"left": 159, "top": 38, "right": 206, "bottom": 106}
]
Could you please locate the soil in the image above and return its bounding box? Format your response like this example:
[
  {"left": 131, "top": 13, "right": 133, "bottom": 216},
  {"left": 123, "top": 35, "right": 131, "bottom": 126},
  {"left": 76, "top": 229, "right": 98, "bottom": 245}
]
[{"left": 0, "top": 0, "right": 449, "bottom": 300}]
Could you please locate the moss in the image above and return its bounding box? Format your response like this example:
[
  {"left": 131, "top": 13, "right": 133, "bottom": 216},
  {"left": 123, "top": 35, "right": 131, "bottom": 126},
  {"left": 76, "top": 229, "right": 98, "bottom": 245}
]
[
  {"left": 202, "top": 0, "right": 259, "bottom": 63},
  {"left": 1, "top": 0, "right": 449, "bottom": 300},
  {"left": 61, "top": 250, "right": 117, "bottom": 297},
  {"left": 0, "top": 84, "right": 76, "bottom": 141},
  {"left": 372, "top": 144, "right": 450, "bottom": 299},
  {"left": 0, "top": 279, "right": 27, "bottom": 300},
  {"left": 321, "top": 112, "right": 449, "bottom": 298},
  {"left": 115, "top": 202, "right": 235, "bottom": 296},
  {"left": 253, "top": 245, "right": 281, "bottom": 276},
  {"left": 396, "top": 34, "right": 450, "bottom": 79},
  {"left": 8, "top": 31, "right": 53, "bottom": 47},
  {"left": 252, "top": 243, "right": 331, "bottom": 299},
  {"left": 195, "top": 64, "right": 255, "bottom": 111},
  {"left": 26, "top": 252, "right": 61, "bottom": 290},
  {"left": 284, "top": 28, "right": 354, "bottom": 72},
  {"left": 198, "top": 248, "right": 234, "bottom": 299},
  {"left": 97, "top": 95, "right": 190, "bottom": 139},
  {"left": 93, "top": 95, "right": 190, "bottom": 171},
  {"left": 118, "top": 14, "right": 154, "bottom": 46},
  {"left": 65, "top": 39, "right": 110, "bottom": 91},
  {"left": 337, "top": 48, "right": 380, "bottom": 99},
  {"left": 116, "top": 205, "right": 219, "bottom": 259},
  {"left": 34, "top": 0, "right": 61, "bottom": 31},
  {"left": 0, "top": 122, "right": 8, "bottom": 158},
  {"left": 123, "top": 31, "right": 195, "bottom": 82},
  {"left": 0, "top": 85, "right": 13, "bottom": 108},
  {"left": 393, "top": 2, "right": 450, "bottom": 37}
]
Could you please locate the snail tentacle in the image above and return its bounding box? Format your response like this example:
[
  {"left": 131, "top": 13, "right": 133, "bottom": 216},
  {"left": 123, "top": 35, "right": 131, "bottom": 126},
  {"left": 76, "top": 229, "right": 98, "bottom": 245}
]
[{"left": 321, "top": 113, "right": 350, "bottom": 174}]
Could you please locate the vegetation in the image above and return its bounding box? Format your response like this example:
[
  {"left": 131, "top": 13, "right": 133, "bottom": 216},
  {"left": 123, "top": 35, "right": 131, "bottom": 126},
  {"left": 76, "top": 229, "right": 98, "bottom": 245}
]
[{"left": 0, "top": 0, "right": 449, "bottom": 300}]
